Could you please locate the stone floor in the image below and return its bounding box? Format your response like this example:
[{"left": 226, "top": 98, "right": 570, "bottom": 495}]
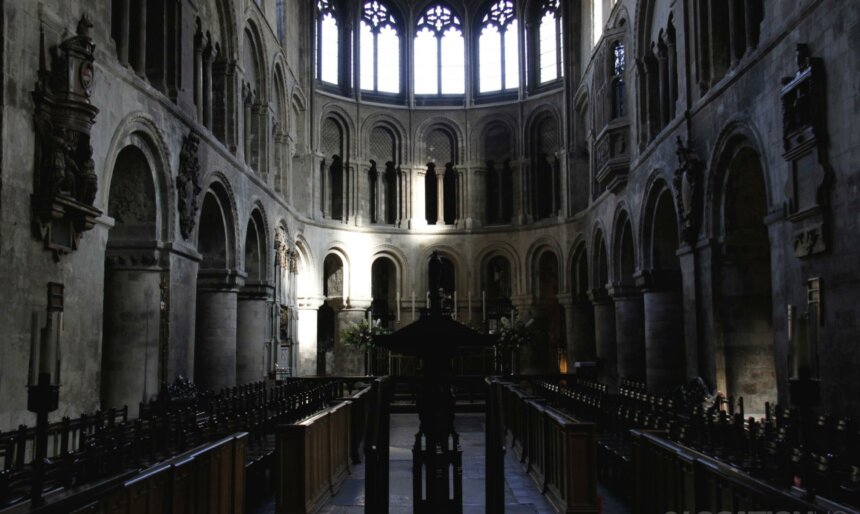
[{"left": 251, "top": 413, "right": 630, "bottom": 514}]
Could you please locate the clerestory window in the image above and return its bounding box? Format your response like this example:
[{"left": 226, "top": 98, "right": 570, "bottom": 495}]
[
  {"left": 538, "top": 0, "right": 564, "bottom": 84},
  {"left": 414, "top": 4, "right": 465, "bottom": 96},
  {"left": 478, "top": 0, "right": 519, "bottom": 93},
  {"left": 316, "top": 0, "right": 340, "bottom": 86},
  {"left": 360, "top": 1, "right": 401, "bottom": 94}
]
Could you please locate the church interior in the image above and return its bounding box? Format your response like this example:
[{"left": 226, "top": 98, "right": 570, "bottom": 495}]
[{"left": 0, "top": 0, "right": 859, "bottom": 512}]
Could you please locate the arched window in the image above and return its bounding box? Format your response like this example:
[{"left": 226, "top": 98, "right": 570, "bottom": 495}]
[
  {"left": 414, "top": 4, "right": 465, "bottom": 95},
  {"left": 316, "top": 0, "right": 340, "bottom": 85},
  {"left": 360, "top": 1, "right": 401, "bottom": 94},
  {"left": 538, "top": 0, "right": 563, "bottom": 84},
  {"left": 478, "top": 0, "right": 519, "bottom": 93},
  {"left": 611, "top": 41, "right": 625, "bottom": 118}
]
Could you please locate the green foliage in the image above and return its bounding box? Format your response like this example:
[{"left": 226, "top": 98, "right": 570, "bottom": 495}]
[
  {"left": 493, "top": 317, "right": 539, "bottom": 350},
  {"left": 340, "top": 318, "right": 391, "bottom": 348}
]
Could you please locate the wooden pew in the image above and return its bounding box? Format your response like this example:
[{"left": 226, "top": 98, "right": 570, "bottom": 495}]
[
  {"left": 492, "top": 379, "right": 599, "bottom": 514},
  {"left": 274, "top": 402, "right": 352, "bottom": 514},
  {"left": 632, "top": 429, "right": 859, "bottom": 514}
]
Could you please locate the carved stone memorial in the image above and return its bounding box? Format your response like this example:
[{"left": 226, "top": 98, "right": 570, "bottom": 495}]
[
  {"left": 31, "top": 16, "right": 101, "bottom": 259},
  {"left": 781, "top": 44, "right": 831, "bottom": 258},
  {"left": 177, "top": 131, "right": 202, "bottom": 239}
]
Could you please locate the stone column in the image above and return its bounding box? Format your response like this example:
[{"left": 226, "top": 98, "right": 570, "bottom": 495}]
[
  {"left": 194, "top": 31, "right": 204, "bottom": 122},
  {"left": 589, "top": 288, "right": 617, "bottom": 389},
  {"left": 513, "top": 160, "right": 526, "bottom": 225},
  {"left": 296, "top": 297, "right": 324, "bottom": 376},
  {"left": 194, "top": 271, "right": 243, "bottom": 391},
  {"left": 102, "top": 262, "right": 162, "bottom": 416},
  {"left": 236, "top": 283, "right": 273, "bottom": 384},
  {"left": 743, "top": 0, "right": 758, "bottom": 52},
  {"left": 202, "top": 42, "right": 214, "bottom": 129},
  {"left": 412, "top": 167, "right": 426, "bottom": 228},
  {"left": 131, "top": 0, "right": 146, "bottom": 77},
  {"left": 436, "top": 166, "right": 445, "bottom": 225},
  {"left": 667, "top": 38, "right": 677, "bottom": 119},
  {"left": 727, "top": 0, "right": 740, "bottom": 67},
  {"left": 335, "top": 300, "right": 372, "bottom": 376},
  {"left": 375, "top": 167, "right": 383, "bottom": 224},
  {"left": 609, "top": 284, "right": 646, "bottom": 383},
  {"left": 472, "top": 166, "right": 486, "bottom": 228},
  {"left": 658, "top": 47, "right": 670, "bottom": 128},
  {"left": 116, "top": 0, "right": 131, "bottom": 66},
  {"left": 560, "top": 293, "right": 596, "bottom": 366},
  {"left": 638, "top": 271, "right": 686, "bottom": 393},
  {"left": 243, "top": 91, "right": 252, "bottom": 165}
]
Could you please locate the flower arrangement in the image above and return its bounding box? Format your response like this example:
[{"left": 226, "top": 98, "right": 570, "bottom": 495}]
[
  {"left": 494, "top": 317, "right": 537, "bottom": 350},
  {"left": 340, "top": 319, "right": 391, "bottom": 348}
]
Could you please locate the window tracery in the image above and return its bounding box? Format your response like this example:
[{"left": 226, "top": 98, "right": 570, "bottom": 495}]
[
  {"left": 360, "top": 1, "right": 400, "bottom": 94},
  {"left": 415, "top": 4, "right": 465, "bottom": 95},
  {"left": 478, "top": 0, "right": 519, "bottom": 93}
]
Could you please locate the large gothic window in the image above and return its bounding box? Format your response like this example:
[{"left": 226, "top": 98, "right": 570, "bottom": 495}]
[
  {"left": 316, "top": 0, "right": 340, "bottom": 85},
  {"left": 478, "top": 0, "right": 519, "bottom": 93},
  {"left": 538, "top": 0, "right": 563, "bottom": 84},
  {"left": 414, "top": 4, "right": 465, "bottom": 96},
  {"left": 611, "top": 41, "right": 625, "bottom": 118},
  {"left": 360, "top": 1, "right": 401, "bottom": 94}
]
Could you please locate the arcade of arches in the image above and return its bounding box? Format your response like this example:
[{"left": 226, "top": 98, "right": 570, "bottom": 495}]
[{"left": 1, "top": 0, "right": 859, "bottom": 511}]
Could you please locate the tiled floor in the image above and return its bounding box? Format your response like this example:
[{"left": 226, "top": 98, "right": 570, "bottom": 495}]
[{"left": 251, "top": 413, "right": 631, "bottom": 514}]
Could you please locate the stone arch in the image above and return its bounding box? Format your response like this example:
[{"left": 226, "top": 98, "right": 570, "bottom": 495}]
[
  {"left": 371, "top": 245, "right": 409, "bottom": 295},
  {"left": 242, "top": 18, "right": 267, "bottom": 99},
  {"left": 568, "top": 238, "right": 590, "bottom": 295},
  {"left": 102, "top": 113, "right": 172, "bottom": 242},
  {"left": 243, "top": 205, "right": 269, "bottom": 283},
  {"left": 474, "top": 241, "right": 522, "bottom": 295},
  {"left": 214, "top": 0, "right": 238, "bottom": 58},
  {"left": 525, "top": 237, "right": 564, "bottom": 297},
  {"left": 706, "top": 120, "right": 772, "bottom": 239},
  {"left": 591, "top": 225, "right": 610, "bottom": 290},
  {"left": 101, "top": 142, "right": 163, "bottom": 416},
  {"left": 639, "top": 170, "right": 679, "bottom": 270},
  {"left": 198, "top": 174, "right": 240, "bottom": 270},
  {"left": 610, "top": 205, "right": 637, "bottom": 285},
  {"left": 362, "top": 114, "right": 407, "bottom": 163},
  {"left": 473, "top": 115, "right": 518, "bottom": 162},
  {"left": 526, "top": 107, "right": 562, "bottom": 220},
  {"left": 415, "top": 117, "right": 464, "bottom": 165},
  {"left": 319, "top": 105, "right": 355, "bottom": 156},
  {"left": 709, "top": 128, "right": 776, "bottom": 414},
  {"left": 370, "top": 254, "right": 400, "bottom": 327},
  {"left": 417, "top": 245, "right": 464, "bottom": 295}
]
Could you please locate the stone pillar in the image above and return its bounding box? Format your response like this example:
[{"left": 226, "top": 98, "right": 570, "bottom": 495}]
[
  {"left": 414, "top": 168, "right": 427, "bottom": 227},
  {"left": 667, "top": 38, "right": 677, "bottom": 119},
  {"left": 743, "top": 0, "right": 758, "bottom": 52},
  {"left": 296, "top": 297, "right": 324, "bottom": 376},
  {"left": 116, "top": 0, "right": 130, "bottom": 66},
  {"left": 589, "top": 288, "right": 617, "bottom": 389},
  {"left": 436, "top": 166, "right": 445, "bottom": 225},
  {"left": 202, "top": 42, "right": 214, "bottom": 129},
  {"left": 194, "top": 271, "right": 243, "bottom": 391},
  {"left": 102, "top": 264, "right": 162, "bottom": 416},
  {"left": 727, "top": 0, "right": 740, "bottom": 67},
  {"left": 560, "top": 293, "right": 596, "bottom": 366},
  {"left": 194, "top": 32, "right": 204, "bottom": 122},
  {"left": 609, "top": 284, "right": 646, "bottom": 383},
  {"left": 375, "top": 168, "right": 384, "bottom": 224},
  {"left": 236, "top": 284, "right": 273, "bottom": 385},
  {"left": 658, "top": 47, "right": 669, "bottom": 128},
  {"left": 513, "top": 160, "right": 526, "bottom": 225},
  {"left": 131, "top": 0, "right": 146, "bottom": 77},
  {"left": 638, "top": 271, "right": 686, "bottom": 393},
  {"left": 243, "top": 92, "right": 252, "bottom": 165},
  {"left": 335, "top": 301, "right": 372, "bottom": 376}
]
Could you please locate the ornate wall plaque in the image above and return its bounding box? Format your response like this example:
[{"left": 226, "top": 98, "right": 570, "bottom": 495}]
[
  {"left": 31, "top": 16, "right": 101, "bottom": 259},
  {"left": 177, "top": 132, "right": 202, "bottom": 239},
  {"left": 672, "top": 136, "right": 703, "bottom": 245},
  {"left": 780, "top": 44, "right": 831, "bottom": 258}
]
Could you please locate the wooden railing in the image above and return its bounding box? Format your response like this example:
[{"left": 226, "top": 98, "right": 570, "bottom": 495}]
[
  {"left": 274, "top": 379, "right": 378, "bottom": 514},
  {"left": 0, "top": 377, "right": 345, "bottom": 510},
  {"left": 632, "top": 429, "right": 859, "bottom": 514},
  {"left": 0, "top": 432, "right": 247, "bottom": 514},
  {"left": 489, "top": 379, "right": 599, "bottom": 514}
]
